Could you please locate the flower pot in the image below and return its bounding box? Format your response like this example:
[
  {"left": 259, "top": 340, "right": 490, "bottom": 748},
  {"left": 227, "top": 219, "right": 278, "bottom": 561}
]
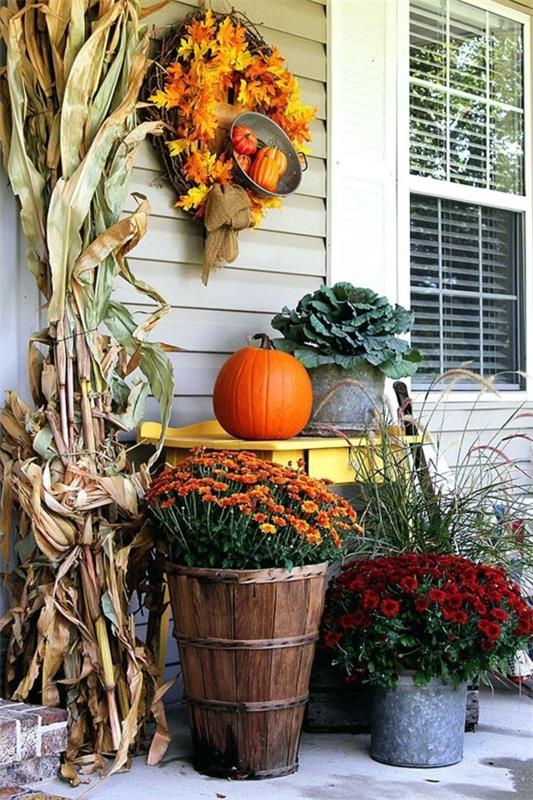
[
  {"left": 304, "top": 363, "right": 385, "bottom": 435},
  {"left": 370, "top": 675, "right": 467, "bottom": 767},
  {"left": 165, "top": 561, "right": 328, "bottom": 779}
]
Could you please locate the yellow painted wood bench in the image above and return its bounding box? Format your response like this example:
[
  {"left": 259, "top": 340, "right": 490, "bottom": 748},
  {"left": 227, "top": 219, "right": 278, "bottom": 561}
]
[{"left": 138, "top": 419, "right": 422, "bottom": 484}]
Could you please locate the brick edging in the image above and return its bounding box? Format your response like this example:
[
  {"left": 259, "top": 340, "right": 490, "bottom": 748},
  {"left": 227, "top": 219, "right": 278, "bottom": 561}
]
[{"left": 0, "top": 700, "right": 67, "bottom": 774}]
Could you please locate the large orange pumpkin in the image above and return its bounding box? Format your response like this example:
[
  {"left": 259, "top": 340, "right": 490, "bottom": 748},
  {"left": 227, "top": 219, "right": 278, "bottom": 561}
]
[{"left": 213, "top": 334, "right": 313, "bottom": 440}]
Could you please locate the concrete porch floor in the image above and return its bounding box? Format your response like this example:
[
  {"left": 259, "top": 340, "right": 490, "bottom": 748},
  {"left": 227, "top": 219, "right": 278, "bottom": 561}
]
[{"left": 35, "top": 685, "right": 532, "bottom": 800}]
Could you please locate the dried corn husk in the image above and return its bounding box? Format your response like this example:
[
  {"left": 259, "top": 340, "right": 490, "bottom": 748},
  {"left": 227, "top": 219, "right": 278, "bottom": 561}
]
[{"left": 0, "top": 0, "right": 173, "bottom": 779}]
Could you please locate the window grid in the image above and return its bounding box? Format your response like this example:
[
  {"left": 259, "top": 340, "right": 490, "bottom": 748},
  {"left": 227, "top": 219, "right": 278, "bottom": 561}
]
[
  {"left": 409, "top": 0, "right": 525, "bottom": 195},
  {"left": 408, "top": 0, "right": 528, "bottom": 391},
  {"left": 410, "top": 195, "right": 525, "bottom": 390}
]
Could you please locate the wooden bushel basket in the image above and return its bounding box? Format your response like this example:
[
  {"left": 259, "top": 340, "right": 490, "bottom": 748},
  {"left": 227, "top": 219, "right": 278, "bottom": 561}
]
[{"left": 166, "top": 561, "right": 328, "bottom": 779}]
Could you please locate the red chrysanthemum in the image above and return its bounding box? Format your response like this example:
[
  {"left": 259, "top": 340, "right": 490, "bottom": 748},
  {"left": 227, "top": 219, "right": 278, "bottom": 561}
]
[
  {"left": 477, "top": 619, "right": 502, "bottom": 641},
  {"left": 380, "top": 598, "right": 401, "bottom": 618},
  {"left": 400, "top": 576, "right": 418, "bottom": 593}
]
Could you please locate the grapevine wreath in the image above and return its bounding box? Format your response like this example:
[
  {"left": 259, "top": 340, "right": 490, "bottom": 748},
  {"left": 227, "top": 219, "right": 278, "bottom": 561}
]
[{"left": 143, "top": 8, "right": 316, "bottom": 282}]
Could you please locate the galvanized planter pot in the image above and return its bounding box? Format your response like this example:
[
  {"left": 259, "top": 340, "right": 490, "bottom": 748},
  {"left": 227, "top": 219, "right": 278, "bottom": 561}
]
[
  {"left": 304, "top": 649, "right": 479, "bottom": 733},
  {"left": 304, "top": 363, "right": 385, "bottom": 435},
  {"left": 370, "top": 675, "right": 468, "bottom": 768}
]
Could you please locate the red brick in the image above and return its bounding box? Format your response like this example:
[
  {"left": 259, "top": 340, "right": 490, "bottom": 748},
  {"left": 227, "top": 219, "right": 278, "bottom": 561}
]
[
  {"left": 0, "top": 718, "right": 18, "bottom": 767},
  {"left": 37, "top": 707, "right": 68, "bottom": 726},
  {"left": 40, "top": 724, "right": 67, "bottom": 757}
]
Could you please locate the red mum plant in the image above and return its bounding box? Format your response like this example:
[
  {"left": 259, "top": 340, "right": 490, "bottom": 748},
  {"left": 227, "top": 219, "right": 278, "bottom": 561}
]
[
  {"left": 146, "top": 449, "right": 362, "bottom": 570},
  {"left": 323, "top": 553, "right": 533, "bottom": 687}
]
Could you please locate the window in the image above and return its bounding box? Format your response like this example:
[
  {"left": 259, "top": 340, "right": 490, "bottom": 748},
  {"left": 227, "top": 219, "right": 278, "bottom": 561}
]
[{"left": 408, "top": 0, "right": 528, "bottom": 389}]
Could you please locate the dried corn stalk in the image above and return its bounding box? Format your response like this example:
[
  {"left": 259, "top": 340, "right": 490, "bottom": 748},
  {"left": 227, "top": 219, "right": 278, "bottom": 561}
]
[{"left": 0, "top": 0, "right": 175, "bottom": 779}]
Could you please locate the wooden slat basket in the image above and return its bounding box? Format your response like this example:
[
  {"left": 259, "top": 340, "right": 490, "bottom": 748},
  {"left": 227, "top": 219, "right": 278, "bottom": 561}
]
[{"left": 166, "top": 561, "right": 328, "bottom": 779}]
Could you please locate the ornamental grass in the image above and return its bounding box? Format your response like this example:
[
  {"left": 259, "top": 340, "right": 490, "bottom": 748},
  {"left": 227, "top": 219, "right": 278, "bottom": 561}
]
[
  {"left": 147, "top": 449, "right": 362, "bottom": 570},
  {"left": 323, "top": 553, "right": 533, "bottom": 688}
]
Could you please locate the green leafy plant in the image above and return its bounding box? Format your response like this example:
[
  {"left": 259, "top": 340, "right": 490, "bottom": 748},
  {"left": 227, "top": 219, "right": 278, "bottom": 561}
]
[
  {"left": 271, "top": 283, "right": 421, "bottom": 378},
  {"left": 323, "top": 553, "right": 533, "bottom": 688},
  {"left": 146, "top": 448, "right": 362, "bottom": 570}
]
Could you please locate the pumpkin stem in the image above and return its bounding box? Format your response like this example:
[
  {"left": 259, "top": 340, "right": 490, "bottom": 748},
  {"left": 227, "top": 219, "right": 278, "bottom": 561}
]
[{"left": 252, "top": 333, "right": 273, "bottom": 350}]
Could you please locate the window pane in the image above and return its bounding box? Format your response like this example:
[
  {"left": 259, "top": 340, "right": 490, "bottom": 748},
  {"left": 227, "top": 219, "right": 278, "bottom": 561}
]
[
  {"left": 449, "top": 96, "right": 487, "bottom": 187},
  {"left": 489, "top": 12, "right": 523, "bottom": 107},
  {"left": 410, "top": 83, "right": 447, "bottom": 179},
  {"left": 411, "top": 195, "right": 439, "bottom": 289},
  {"left": 441, "top": 201, "right": 480, "bottom": 292},
  {"left": 489, "top": 107, "right": 524, "bottom": 194},
  {"left": 410, "top": 0, "right": 447, "bottom": 85},
  {"left": 482, "top": 298, "right": 519, "bottom": 378},
  {"left": 442, "top": 294, "right": 481, "bottom": 374},
  {"left": 481, "top": 207, "right": 520, "bottom": 295},
  {"left": 409, "top": 0, "right": 525, "bottom": 196},
  {"left": 411, "top": 291, "right": 442, "bottom": 379},
  {"left": 410, "top": 195, "right": 524, "bottom": 389},
  {"left": 449, "top": 0, "right": 487, "bottom": 97}
]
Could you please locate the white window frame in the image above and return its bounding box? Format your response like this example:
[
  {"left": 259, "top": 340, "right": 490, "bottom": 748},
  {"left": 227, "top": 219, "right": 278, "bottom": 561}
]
[{"left": 397, "top": 0, "right": 533, "bottom": 404}]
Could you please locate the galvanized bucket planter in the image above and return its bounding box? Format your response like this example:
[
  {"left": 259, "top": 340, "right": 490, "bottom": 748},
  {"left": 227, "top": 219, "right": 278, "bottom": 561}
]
[
  {"left": 370, "top": 675, "right": 468, "bottom": 767},
  {"left": 304, "top": 363, "right": 385, "bottom": 436}
]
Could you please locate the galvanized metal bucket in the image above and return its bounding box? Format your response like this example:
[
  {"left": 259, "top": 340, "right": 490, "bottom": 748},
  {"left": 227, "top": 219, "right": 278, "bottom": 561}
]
[
  {"left": 370, "top": 675, "right": 467, "bottom": 768},
  {"left": 304, "top": 363, "right": 385, "bottom": 436},
  {"left": 230, "top": 112, "right": 303, "bottom": 198}
]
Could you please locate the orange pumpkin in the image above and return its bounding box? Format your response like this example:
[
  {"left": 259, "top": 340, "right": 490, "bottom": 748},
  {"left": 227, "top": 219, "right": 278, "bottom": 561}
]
[
  {"left": 213, "top": 334, "right": 313, "bottom": 440},
  {"left": 249, "top": 147, "right": 288, "bottom": 192},
  {"left": 234, "top": 151, "right": 252, "bottom": 173},
  {"left": 231, "top": 125, "right": 258, "bottom": 155}
]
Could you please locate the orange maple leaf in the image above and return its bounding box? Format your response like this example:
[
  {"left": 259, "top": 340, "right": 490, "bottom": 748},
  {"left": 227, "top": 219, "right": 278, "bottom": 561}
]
[
  {"left": 211, "top": 156, "right": 233, "bottom": 185},
  {"left": 183, "top": 149, "right": 215, "bottom": 184}
]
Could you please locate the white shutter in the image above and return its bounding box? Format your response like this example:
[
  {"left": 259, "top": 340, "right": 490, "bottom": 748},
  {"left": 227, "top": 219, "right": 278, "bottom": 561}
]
[{"left": 328, "top": 0, "right": 398, "bottom": 297}]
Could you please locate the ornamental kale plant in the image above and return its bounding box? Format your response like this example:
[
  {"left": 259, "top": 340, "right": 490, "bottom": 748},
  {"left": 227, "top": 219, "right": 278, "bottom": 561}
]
[
  {"left": 146, "top": 448, "right": 362, "bottom": 570},
  {"left": 271, "top": 283, "right": 421, "bottom": 378},
  {"left": 323, "top": 553, "right": 533, "bottom": 688}
]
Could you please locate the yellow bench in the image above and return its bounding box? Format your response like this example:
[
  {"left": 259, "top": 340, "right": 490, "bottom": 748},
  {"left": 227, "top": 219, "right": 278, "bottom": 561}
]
[{"left": 138, "top": 419, "right": 421, "bottom": 484}]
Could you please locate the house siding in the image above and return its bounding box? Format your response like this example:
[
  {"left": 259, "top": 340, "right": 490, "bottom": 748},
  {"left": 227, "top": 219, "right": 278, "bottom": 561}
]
[
  {"left": 130, "top": 0, "right": 328, "bottom": 695},
  {"left": 126, "top": 0, "right": 328, "bottom": 427}
]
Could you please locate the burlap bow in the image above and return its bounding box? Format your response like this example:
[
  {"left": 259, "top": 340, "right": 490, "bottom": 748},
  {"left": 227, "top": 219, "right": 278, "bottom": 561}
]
[{"left": 202, "top": 183, "right": 253, "bottom": 285}]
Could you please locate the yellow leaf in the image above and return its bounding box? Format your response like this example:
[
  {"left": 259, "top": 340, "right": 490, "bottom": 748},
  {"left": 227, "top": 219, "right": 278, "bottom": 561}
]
[
  {"left": 167, "top": 139, "right": 190, "bottom": 157},
  {"left": 176, "top": 184, "right": 210, "bottom": 211},
  {"left": 233, "top": 50, "right": 253, "bottom": 72},
  {"left": 237, "top": 78, "right": 251, "bottom": 107},
  {"left": 150, "top": 89, "right": 170, "bottom": 108},
  {"left": 177, "top": 36, "right": 193, "bottom": 60}
]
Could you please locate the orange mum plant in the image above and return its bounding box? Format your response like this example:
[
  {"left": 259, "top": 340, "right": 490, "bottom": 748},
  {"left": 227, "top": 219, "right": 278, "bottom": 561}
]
[
  {"left": 146, "top": 449, "right": 361, "bottom": 570},
  {"left": 146, "top": 9, "right": 316, "bottom": 226}
]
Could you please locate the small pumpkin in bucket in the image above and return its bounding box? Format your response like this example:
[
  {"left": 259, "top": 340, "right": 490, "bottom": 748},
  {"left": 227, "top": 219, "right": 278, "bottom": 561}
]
[
  {"left": 231, "top": 124, "right": 258, "bottom": 155},
  {"left": 249, "top": 146, "right": 288, "bottom": 193},
  {"left": 213, "top": 333, "right": 313, "bottom": 440},
  {"left": 234, "top": 152, "right": 252, "bottom": 173}
]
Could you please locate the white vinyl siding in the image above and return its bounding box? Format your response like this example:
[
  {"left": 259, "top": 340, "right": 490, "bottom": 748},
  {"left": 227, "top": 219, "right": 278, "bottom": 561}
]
[
  {"left": 130, "top": 0, "right": 327, "bottom": 696},
  {"left": 128, "top": 0, "right": 327, "bottom": 427}
]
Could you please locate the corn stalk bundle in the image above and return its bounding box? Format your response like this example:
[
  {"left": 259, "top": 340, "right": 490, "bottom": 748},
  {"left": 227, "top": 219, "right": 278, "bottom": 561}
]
[{"left": 0, "top": 0, "right": 175, "bottom": 779}]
